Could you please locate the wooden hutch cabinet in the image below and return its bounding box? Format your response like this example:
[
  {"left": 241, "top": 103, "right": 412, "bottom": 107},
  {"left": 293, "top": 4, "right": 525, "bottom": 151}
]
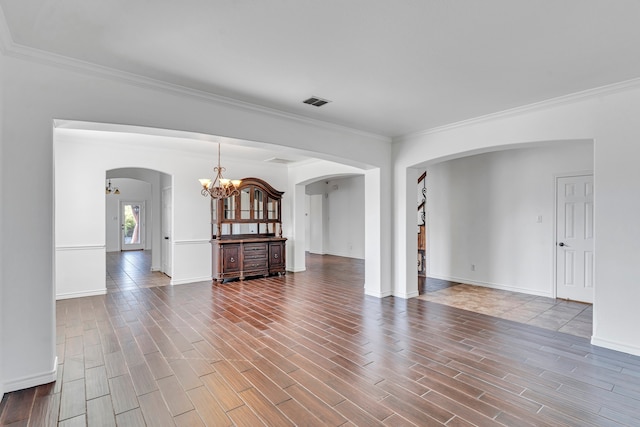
[{"left": 210, "top": 177, "right": 287, "bottom": 282}]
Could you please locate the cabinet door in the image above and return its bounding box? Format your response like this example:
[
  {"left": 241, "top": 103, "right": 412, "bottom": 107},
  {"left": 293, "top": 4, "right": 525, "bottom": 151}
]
[
  {"left": 269, "top": 242, "right": 284, "bottom": 268},
  {"left": 222, "top": 244, "right": 240, "bottom": 272}
]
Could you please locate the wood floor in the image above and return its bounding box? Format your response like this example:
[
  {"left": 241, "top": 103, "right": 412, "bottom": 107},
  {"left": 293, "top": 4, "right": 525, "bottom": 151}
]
[{"left": 2, "top": 253, "right": 640, "bottom": 426}]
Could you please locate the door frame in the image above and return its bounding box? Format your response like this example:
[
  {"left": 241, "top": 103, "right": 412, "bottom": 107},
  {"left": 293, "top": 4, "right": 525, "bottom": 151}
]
[
  {"left": 552, "top": 170, "right": 594, "bottom": 300},
  {"left": 120, "top": 200, "right": 145, "bottom": 251}
]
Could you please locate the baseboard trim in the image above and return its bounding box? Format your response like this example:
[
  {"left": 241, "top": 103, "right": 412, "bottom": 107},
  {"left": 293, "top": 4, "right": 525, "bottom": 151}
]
[
  {"left": 393, "top": 290, "right": 420, "bottom": 299},
  {"left": 150, "top": 266, "right": 161, "bottom": 272},
  {"left": 591, "top": 336, "right": 640, "bottom": 357},
  {"left": 55, "top": 245, "right": 105, "bottom": 251},
  {"left": 325, "top": 251, "right": 365, "bottom": 260},
  {"left": 170, "top": 276, "right": 212, "bottom": 286},
  {"left": 364, "top": 288, "right": 392, "bottom": 298},
  {"left": 287, "top": 267, "right": 306, "bottom": 273},
  {"left": 173, "top": 239, "right": 210, "bottom": 246},
  {"left": 4, "top": 357, "right": 58, "bottom": 393},
  {"left": 56, "top": 289, "right": 107, "bottom": 300},
  {"left": 427, "top": 274, "right": 554, "bottom": 298}
]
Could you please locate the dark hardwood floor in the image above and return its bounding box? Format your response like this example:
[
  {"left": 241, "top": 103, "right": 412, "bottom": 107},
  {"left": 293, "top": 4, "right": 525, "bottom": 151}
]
[{"left": 1, "top": 253, "right": 640, "bottom": 426}]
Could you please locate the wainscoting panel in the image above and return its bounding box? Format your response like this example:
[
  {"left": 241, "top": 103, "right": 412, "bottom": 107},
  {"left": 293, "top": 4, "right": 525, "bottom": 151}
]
[
  {"left": 55, "top": 246, "right": 106, "bottom": 299},
  {"left": 171, "top": 239, "right": 212, "bottom": 285}
]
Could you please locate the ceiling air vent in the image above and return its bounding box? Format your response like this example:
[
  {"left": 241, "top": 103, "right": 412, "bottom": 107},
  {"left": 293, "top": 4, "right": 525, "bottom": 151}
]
[{"left": 303, "top": 96, "right": 331, "bottom": 107}]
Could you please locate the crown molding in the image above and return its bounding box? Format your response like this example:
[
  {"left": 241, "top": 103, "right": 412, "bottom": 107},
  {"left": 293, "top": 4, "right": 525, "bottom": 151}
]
[
  {"left": 0, "top": 21, "right": 389, "bottom": 143},
  {"left": 0, "top": 6, "right": 14, "bottom": 54},
  {"left": 396, "top": 76, "right": 640, "bottom": 143}
]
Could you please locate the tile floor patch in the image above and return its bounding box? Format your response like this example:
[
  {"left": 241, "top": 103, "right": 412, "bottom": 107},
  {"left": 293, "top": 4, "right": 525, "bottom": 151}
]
[{"left": 417, "top": 281, "right": 592, "bottom": 339}]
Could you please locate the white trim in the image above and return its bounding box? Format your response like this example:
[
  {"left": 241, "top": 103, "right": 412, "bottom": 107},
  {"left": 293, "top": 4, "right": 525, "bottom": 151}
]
[
  {"left": 173, "top": 239, "right": 210, "bottom": 245},
  {"left": 396, "top": 77, "right": 640, "bottom": 142},
  {"left": 326, "top": 250, "right": 365, "bottom": 260},
  {"left": 365, "top": 288, "right": 392, "bottom": 298},
  {"left": 393, "top": 290, "right": 419, "bottom": 299},
  {"left": 55, "top": 245, "right": 105, "bottom": 251},
  {"left": 591, "top": 336, "right": 640, "bottom": 357},
  {"left": 170, "top": 276, "right": 212, "bottom": 286},
  {"left": 427, "top": 273, "right": 554, "bottom": 299},
  {"left": 287, "top": 267, "right": 306, "bottom": 273},
  {"left": 56, "top": 289, "right": 107, "bottom": 300},
  {"left": 3, "top": 357, "right": 58, "bottom": 394},
  {"left": 150, "top": 266, "right": 161, "bottom": 272}
]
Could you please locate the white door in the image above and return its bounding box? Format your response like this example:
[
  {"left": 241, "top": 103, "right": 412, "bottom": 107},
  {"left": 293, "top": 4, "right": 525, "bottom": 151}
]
[
  {"left": 121, "top": 202, "right": 145, "bottom": 251},
  {"left": 161, "top": 187, "right": 172, "bottom": 277},
  {"left": 556, "top": 175, "right": 594, "bottom": 303}
]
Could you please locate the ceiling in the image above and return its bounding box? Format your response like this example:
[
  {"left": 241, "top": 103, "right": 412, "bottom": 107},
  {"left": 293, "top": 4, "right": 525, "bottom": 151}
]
[{"left": 4, "top": 1, "right": 640, "bottom": 138}]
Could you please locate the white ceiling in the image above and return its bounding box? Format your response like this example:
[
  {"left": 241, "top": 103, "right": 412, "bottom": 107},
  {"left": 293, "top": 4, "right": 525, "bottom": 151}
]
[{"left": 4, "top": 1, "right": 640, "bottom": 137}]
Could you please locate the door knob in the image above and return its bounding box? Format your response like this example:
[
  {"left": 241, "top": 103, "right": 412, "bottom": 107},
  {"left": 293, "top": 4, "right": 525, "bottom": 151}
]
[
  {"left": 558, "top": 242, "right": 566, "bottom": 247},
  {"left": 164, "top": 237, "right": 169, "bottom": 240}
]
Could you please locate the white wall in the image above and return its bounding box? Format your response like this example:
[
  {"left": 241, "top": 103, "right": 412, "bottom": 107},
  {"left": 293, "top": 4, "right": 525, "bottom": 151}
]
[
  {"left": 307, "top": 194, "right": 324, "bottom": 254},
  {"left": 305, "top": 181, "right": 325, "bottom": 254},
  {"left": 326, "top": 176, "right": 365, "bottom": 259},
  {"left": 426, "top": 141, "right": 593, "bottom": 296},
  {"left": 304, "top": 177, "right": 365, "bottom": 258},
  {"left": 105, "top": 178, "right": 153, "bottom": 252}
]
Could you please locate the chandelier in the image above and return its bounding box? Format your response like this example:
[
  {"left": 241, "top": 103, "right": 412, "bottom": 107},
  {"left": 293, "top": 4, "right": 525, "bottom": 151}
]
[
  {"left": 105, "top": 179, "right": 120, "bottom": 195},
  {"left": 199, "top": 143, "right": 241, "bottom": 199}
]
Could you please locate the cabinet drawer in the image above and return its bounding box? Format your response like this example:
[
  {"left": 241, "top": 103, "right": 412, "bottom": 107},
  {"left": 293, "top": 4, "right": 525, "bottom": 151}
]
[
  {"left": 243, "top": 260, "right": 269, "bottom": 271},
  {"left": 244, "top": 251, "right": 267, "bottom": 261},
  {"left": 244, "top": 243, "right": 268, "bottom": 253}
]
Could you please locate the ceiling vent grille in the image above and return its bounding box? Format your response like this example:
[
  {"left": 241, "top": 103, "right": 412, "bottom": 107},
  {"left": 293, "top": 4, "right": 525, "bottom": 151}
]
[{"left": 303, "top": 96, "right": 331, "bottom": 107}]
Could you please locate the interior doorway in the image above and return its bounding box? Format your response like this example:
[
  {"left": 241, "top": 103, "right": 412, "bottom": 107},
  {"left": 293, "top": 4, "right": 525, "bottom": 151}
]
[
  {"left": 417, "top": 171, "right": 426, "bottom": 294},
  {"left": 121, "top": 201, "right": 145, "bottom": 250}
]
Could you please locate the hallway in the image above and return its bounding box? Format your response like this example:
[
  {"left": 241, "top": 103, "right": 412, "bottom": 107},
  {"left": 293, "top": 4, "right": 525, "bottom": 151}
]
[{"left": 106, "top": 251, "right": 169, "bottom": 291}]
